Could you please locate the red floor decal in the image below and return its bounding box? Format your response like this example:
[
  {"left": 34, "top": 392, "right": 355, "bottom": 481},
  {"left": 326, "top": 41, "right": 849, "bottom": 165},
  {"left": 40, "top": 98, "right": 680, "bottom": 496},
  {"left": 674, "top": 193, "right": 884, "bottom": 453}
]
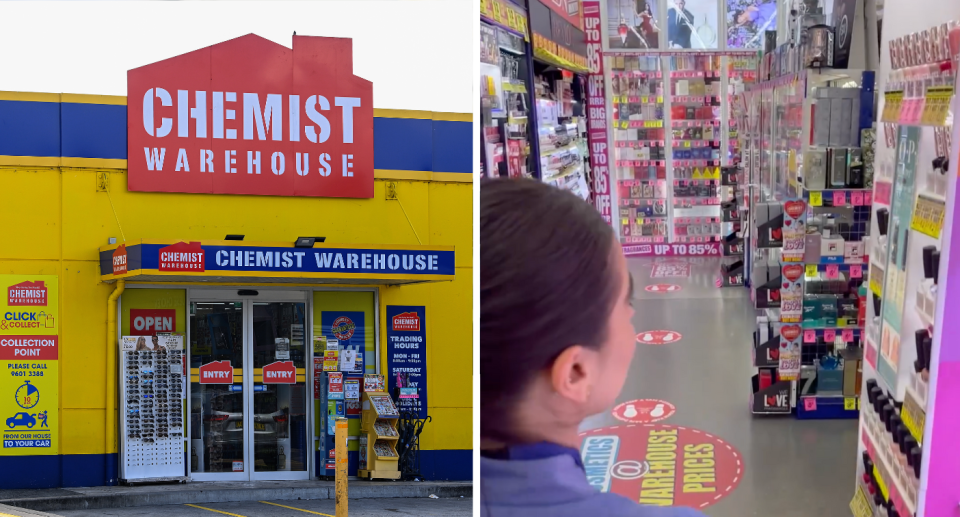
[
  {"left": 650, "top": 263, "right": 691, "bottom": 278},
  {"left": 579, "top": 424, "right": 742, "bottom": 510},
  {"left": 612, "top": 399, "right": 676, "bottom": 423},
  {"left": 645, "top": 284, "right": 682, "bottom": 293},
  {"left": 636, "top": 330, "right": 682, "bottom": 345}
]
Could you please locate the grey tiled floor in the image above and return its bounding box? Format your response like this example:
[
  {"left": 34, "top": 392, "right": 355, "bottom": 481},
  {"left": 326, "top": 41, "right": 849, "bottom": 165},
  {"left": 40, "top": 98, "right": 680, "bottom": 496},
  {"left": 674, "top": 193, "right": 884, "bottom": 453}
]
[{"left": 580, "top": 256, "right": 858, "bottom": 517}]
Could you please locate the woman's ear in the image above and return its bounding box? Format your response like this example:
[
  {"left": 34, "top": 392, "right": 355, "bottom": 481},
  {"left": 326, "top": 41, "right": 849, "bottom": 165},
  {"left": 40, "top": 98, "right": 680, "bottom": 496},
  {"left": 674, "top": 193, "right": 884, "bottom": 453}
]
[{"left": 549, "top": 345, "right": 594, "bottom": 404}]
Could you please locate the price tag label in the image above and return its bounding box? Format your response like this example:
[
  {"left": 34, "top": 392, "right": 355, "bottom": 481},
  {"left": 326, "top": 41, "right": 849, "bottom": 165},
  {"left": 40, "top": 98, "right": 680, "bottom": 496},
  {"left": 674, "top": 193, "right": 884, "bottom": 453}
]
[
  {"left": 824, "top": 329, "right": 836, "bottom": 342},
  {"left": 851, "top": 191, "right": 864, "bottom": 205},
  {"left": 809, "top": 191, "right": 823, "bottom": 207},
  {"left": 872, "top": 465, "right": 889, "bottom": 501},
  {"left": 803, "top": 397, "right": 817, "bottom": 411},
  {"left": 842, "top": 329, "right": 854, "bottom": 342},
  {"left": 844, "top": 397, "right": 857, "bottom": 410},
  {"left": 911, "top": 196, "right": 946, "bottom": 239},
  {"left": 864, "top": 191, "right": 872, "bottom": 205},
  {"left": 833, "top": 191, "right": 847, "bottom": 206},
  {"left": 849, "top": 483, "right": 872, "bottom": 517},
  {"left": 803, "top": 330, "right": 817, "bottom": 343},
  {"left": 805, "top": 265, "right": 818, "bottom": 277},
  {"left": 849, "top": 264, "right": 862, "bottom": 278},
  {"left": 825, "top": 264, "right": 840, "bottom": 279}
]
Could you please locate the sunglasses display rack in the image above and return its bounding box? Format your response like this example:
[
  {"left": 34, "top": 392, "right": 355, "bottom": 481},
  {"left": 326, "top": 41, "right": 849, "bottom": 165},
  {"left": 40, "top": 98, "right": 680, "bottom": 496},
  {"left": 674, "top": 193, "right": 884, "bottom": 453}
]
[
  {"left": 602, "top": 50, "right": 761, "bottom": 255},
  {"left": 119, "top": 346, "right": 187, "bottom": 483}
]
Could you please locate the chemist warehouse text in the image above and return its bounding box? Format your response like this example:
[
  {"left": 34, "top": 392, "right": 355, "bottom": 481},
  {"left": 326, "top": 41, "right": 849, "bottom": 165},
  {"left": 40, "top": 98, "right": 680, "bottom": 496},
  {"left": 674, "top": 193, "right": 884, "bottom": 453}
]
[{"left": 208, "top": 249, "right": 449, "bottom": 274}]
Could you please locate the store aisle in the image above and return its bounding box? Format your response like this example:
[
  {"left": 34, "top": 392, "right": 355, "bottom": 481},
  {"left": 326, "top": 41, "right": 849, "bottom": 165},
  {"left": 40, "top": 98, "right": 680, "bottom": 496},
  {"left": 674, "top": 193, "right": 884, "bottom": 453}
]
[{"left": 579, "top": 256, "right": 858, "bottom": 517}]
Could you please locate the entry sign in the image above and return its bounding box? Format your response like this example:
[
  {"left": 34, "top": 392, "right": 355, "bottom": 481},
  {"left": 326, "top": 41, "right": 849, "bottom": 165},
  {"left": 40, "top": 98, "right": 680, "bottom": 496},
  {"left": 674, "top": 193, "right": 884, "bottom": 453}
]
[
  {"left": 127, "top": 34, "right": 374, "bottom": 199},
  {"left": 386, "top": 306, "right": 427, "bottom": 418},
  {"left": 199, "top": 360, "right": 234, "bottom": 384},
  {"left": 262, "top": 361, "right": 296, "bottom": 384}
]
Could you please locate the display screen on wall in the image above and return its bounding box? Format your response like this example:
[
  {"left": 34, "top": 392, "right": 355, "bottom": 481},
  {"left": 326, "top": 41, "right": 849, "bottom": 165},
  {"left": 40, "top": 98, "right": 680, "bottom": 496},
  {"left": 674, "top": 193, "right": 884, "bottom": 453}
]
[
  {"left": 607, "top": 0, "right": 662, "bottom": 49},
  {"left": 666, "top": 0, "right": 719, "bottom": 49},
  {"left": 726, "top": 0, "right": 777, "bottom": 48}
]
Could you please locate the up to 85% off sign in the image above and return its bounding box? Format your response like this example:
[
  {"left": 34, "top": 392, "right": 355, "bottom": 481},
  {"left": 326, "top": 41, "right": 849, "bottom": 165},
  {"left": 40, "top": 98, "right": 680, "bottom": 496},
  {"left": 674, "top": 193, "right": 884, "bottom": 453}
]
[{"left": 666, "top": 244, "right": 719, "bottom": 255}]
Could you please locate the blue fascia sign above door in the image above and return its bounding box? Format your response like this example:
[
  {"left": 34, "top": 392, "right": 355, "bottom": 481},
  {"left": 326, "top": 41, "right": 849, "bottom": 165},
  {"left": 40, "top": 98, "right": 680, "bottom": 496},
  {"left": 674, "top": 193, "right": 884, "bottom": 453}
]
[{"left": 98, "top": 239, "right": 455, "bottom": 285}]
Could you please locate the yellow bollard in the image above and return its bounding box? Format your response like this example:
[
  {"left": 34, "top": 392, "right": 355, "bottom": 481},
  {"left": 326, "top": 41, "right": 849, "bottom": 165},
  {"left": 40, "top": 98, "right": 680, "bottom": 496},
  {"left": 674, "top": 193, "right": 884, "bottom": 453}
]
[{"left": 335, "top": 417, "right": 348, "bottom": 517}]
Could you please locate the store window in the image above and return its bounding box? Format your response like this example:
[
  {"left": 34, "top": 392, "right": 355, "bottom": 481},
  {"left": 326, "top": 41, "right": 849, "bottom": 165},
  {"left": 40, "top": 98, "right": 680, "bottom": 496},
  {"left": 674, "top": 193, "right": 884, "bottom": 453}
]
[
  {"left": 726, "top": 0, "right": 778, "bottom": 48},
  {"left": 608, "top": 0, "right": 662, "bottom": 50},
  {"left": 313, "top": 290, "right": 376, "bottom": 476},
  {"left": 667, "top": 0, "right": 720, "bottom": 49}
]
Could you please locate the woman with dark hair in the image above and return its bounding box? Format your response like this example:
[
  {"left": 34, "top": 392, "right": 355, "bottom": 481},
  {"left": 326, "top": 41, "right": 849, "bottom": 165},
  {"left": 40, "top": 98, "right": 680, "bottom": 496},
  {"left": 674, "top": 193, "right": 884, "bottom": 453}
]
[
  {"left": 480, "top": 179, "right": 705, "bottom": 517},
  {"left": 638, "top": 2, "right": 660, "bottom": 48}
]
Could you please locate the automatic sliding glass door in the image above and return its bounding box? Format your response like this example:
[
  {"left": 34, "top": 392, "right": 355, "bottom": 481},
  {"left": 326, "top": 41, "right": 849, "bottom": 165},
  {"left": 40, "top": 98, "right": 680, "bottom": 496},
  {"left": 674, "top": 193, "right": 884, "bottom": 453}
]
[{"left": 188, "top": 292, "right": 310, "bottom": 481}]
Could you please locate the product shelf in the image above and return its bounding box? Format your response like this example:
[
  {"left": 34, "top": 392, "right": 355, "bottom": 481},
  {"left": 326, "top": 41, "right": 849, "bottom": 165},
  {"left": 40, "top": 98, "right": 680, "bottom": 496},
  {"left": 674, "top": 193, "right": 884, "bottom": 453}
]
[
  {"left": 796, "top": 395, "right": 860, "bottom": 419},
  {"left": 861, "top": 425, "right": 917, "bottom": 517},
  {"left": 608, "top": 53, "right": 756, "bottom": 252}
]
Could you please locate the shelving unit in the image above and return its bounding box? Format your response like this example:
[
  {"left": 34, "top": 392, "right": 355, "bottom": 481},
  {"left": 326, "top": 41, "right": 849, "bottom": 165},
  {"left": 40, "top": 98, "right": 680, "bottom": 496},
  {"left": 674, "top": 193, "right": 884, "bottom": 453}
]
[
  {"left": 604, "top": 50, "right": 760, "bottom": 256},
  {"left": 851, "top": 20, "right": 960, "bottom": 516},
  {"left": 742, "top": 63, "right": 875, "bottom": 419},
  {"left": 536, "top": 75, "right": 589, "bottom": 200},
  {"left": 357, "top": 391, "right": 400, "bottom": 480}
]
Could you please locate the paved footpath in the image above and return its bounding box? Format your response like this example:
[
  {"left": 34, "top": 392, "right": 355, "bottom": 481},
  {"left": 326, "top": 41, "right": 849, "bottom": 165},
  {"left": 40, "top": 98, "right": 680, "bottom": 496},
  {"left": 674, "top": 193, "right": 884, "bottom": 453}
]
[{"left": 51, "top": 497, "right": 472, "bottom": 517}]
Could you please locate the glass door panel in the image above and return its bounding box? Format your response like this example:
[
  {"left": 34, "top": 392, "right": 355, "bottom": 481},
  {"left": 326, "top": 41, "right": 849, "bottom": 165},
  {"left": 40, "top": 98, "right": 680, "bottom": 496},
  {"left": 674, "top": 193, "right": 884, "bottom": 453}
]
[
  {"left": 189, "top": 301, "right": 246, "bottom": 476},
  {"left": 250, "top": 302, "right": 308, "bottom": 476}
]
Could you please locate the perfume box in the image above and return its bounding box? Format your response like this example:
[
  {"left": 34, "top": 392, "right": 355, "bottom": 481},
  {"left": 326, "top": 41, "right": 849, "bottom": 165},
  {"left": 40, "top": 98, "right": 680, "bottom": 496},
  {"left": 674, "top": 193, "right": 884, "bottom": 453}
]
[{"left": 805, "top": 148, "right": 827, "bottom": 189}]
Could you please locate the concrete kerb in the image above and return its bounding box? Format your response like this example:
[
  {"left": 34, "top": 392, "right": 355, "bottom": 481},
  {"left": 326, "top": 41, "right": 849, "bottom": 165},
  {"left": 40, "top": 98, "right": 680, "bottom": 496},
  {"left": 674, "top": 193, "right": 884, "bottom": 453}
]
[
  {"left": 0, "top": 482, "right": 472, "bottom": 512},
  {"left": 0, "top": 503, "right": 62, "bottom": 517}
]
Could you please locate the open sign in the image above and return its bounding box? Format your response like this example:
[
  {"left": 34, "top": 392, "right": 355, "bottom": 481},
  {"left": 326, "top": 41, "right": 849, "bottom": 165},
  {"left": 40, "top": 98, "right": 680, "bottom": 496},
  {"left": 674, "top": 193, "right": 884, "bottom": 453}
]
[{"left": 130, "top": 309, "right": 176, "bottom": 336}]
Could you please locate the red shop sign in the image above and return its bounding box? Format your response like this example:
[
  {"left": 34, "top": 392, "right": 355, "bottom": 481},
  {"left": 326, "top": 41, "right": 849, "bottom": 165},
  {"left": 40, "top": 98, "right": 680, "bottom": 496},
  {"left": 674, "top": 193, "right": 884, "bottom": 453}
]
[{"left": 128, "top": 34, "right": 374, "bottom": 199}]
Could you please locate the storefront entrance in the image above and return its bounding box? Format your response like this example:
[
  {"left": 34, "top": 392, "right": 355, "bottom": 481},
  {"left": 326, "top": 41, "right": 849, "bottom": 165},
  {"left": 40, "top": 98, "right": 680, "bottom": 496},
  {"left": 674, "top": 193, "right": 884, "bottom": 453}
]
[{"left": 188, "top": 290, "right": 310, "bottom": 481}]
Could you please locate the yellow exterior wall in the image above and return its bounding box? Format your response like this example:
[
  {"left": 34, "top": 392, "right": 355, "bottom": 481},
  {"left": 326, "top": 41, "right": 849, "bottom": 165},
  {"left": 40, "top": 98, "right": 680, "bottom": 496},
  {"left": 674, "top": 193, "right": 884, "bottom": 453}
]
[{"left": 0, "top": 164, "right": 473, "bottom": 457}]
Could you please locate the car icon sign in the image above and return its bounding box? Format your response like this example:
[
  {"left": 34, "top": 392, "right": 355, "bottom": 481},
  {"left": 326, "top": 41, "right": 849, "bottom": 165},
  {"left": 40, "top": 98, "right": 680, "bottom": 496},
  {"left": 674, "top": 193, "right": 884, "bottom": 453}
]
[{"left": 7, "top": 412, "right": 36, "bottom": 429}]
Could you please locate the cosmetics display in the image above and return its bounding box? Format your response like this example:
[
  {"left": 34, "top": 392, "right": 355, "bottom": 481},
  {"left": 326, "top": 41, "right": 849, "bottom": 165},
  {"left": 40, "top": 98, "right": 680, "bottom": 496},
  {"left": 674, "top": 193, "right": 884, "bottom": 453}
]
[
  {"left": 536, "top": 74, "right": 589, "bottom": 200},
  {"left": 119, "top": 341, "right": 187, "bottom": 482},
  {"left": 739, "top": 54, "right": 877, "bottom": 418},
  {"left": 850, "top": 20, "right": 960, "bottom": 517},
  {"left": 605, "top": 51, "right": 759, "bottom": 251},
  {"left": 480, "top": 21, "right": 535, "bottom": 180}
]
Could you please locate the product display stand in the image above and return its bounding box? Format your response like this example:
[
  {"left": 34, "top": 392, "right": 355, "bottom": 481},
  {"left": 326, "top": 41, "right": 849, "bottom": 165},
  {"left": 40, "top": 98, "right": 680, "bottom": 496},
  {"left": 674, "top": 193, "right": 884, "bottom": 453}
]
[
  {"left": 718, "top": 55, "right": 759, "bottom": 287},
  {"left": 604, "top": 50, "right": 760, "bottom": 256},
  {"left": 743, "top": 57, "right": 875, "bottom": 417},
  {"left": 119, "top": 336, "right": 187, "bottom": 484},
  {"left": 535, "top": 73, "right": 590, "bottom": 199},
  {"left": 480, "top": 9, "right": 535, "bottom": 179},
  {"left": 357, "top": 391, "right": 400, "bottom": 480},
  {"left": 850, "top": 21, "right": 960, "bottom": 517}
]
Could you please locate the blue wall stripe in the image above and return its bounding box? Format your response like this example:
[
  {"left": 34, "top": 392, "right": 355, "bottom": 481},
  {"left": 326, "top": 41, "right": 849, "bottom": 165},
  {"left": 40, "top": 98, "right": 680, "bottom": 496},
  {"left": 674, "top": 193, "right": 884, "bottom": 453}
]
[
  {"left": 420, "top": 449, "right": 472, "bottom": 480},
  {"left": 373, "top": 116, "right": 433, "bottom": 172},
  {"left": 432, "top": 120, "right": 472, "bottom": 173},
  {"left": 0, "top": 100, "right": 61, "bottom": 158},
  {"left": 61, "top": 103, "right": 127, "bottom": 159},
  {"left": 0, "top": 101, "right": 470, "bottom": 174}
]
